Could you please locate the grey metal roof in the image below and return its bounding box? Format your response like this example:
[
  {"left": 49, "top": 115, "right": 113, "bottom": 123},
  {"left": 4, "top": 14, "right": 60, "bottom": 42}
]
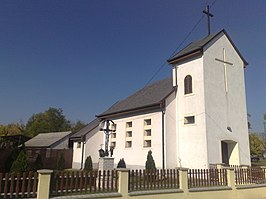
[
  {"left": 168, "top": 29, "right": 248, "bottom": 66},
  {"left": 70, "top": 118, "right": 101, "bottom": 140},
  {"left": 25, "top": 131, "right": 72, "bottom": 148},
  {"left": 97, "top": 77, "right": 174, "bottom": 117}
]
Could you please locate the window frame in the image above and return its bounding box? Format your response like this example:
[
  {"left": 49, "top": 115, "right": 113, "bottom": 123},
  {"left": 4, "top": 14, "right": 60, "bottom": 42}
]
[
  {"left": 184, "top": 75, "right": 193, "bottom": 95},
  {"left": 184, "top": 116, "right": 195, "bottom": 125}
]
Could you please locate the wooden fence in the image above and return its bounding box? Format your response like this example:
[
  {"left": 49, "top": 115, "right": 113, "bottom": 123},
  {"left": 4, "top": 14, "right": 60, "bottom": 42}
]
[
  {"left": 188, "top": 169, "right": 227, "bottom": 188},
  {"left": 49, "top": 170, "right": 118, "bottom": 196},
  {"left": 0, "top": 171, "right": 38, "bottom": 198},
  {"left": 235, "top": 167, "right": 266, "bottom": 185},
  {"left": 129, "top": 169, "right": 179, "bottom": 191}
]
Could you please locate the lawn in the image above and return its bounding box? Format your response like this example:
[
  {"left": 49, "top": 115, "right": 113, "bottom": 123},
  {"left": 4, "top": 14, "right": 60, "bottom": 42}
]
[{"left": 251, "top": 160, "right": 266, "bottom": 167}]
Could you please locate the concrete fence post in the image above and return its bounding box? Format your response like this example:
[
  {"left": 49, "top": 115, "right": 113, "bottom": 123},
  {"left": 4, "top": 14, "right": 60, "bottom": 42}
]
[
  {"left": 226, "top": 167, "right": 236, "bottom": 190},
  {"left": 216, "top": 163, "right": 225, "bottom": 169},
  {"left": 260, "top": 166, "right": 266, "bottom": 180},
  {"left": 37, "top": 169, "right": 53, "bottom": 199},
  {"left": 117, "top": 168, "right": 130, "bottom": 196},
  {"left": 178, "top": 167, "right": 189, "bottom": 193}
]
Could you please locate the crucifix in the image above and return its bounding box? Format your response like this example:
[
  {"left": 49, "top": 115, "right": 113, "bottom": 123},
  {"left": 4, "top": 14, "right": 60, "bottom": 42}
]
[
  {"left": 203, "top": 5, "right": 214, "bottom": 36},
  {"left": 215, "top": 48, "right": 234, "bottom": 93}
]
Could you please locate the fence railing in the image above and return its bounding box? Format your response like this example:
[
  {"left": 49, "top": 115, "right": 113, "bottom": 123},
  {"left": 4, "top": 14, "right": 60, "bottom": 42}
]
[
  {"left": 235, "top": 167, "right": 266, "bottom": 185},
  {"left": 129, "top": 169, "right": 179, "bottom": 191},
  {"left": 49, "top": 170, "right": 118, "bottom": 196},
  {"left": 0, "top": 171, "right": 38, "bottom": 198},
  {"left": 188, "top": 169, "right": 227, "bottom": 188}
]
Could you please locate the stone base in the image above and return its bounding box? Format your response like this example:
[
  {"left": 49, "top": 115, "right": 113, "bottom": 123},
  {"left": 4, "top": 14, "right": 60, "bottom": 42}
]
[{"left": 98, "top": 157, "right": 114, "bottom": 171}]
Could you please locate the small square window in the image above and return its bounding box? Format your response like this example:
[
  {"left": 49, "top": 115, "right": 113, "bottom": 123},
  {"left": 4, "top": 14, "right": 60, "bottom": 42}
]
[
  {"left": 144, "top": 140, "right": 151, "bottom": 148},
  {"left": 111, "top": 133, "right": 116, "bottom": 138},
  {"left": 77, "top": 142, "right": 81, "bottom": 148},
  {"left": 125, "top": 141, "right": 132, "bottom": 148},
  {"left": 126, "top": 121, "right": 132, "bottom": 128},
  {"left": 111, "top": 142, "right": 116, "bottom": 148},
  {"left": 144, "top": 119, "right": 151, "bottom": 126},
  {"left": 126, "top": 131, "right": 132, "bottom": 137},
  {"left": 144, "top": 129, "right": 151, "bottom": 136},
  {"left": 184, "top": 116, "right": 195, "bottom": 124}
]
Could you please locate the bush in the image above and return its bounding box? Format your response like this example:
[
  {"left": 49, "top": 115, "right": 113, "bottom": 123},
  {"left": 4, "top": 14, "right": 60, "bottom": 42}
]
[
  {"left": 10, "top": 150, "right": 28, "bottom": 172},
  {"left": 145, "top": 150, "right": 156, "bottom": 170},
  {"left": 117, "top": 158, "right": 126, "bottom": 168},
  {"left": 56, "top": 152, "right": 65, "bottom": 171},
  {"left": 35, "top": 154, "right": 43, "bottom": 170},
  {"left": 84, "top": 156, "right": 93, "bottom": 171}
]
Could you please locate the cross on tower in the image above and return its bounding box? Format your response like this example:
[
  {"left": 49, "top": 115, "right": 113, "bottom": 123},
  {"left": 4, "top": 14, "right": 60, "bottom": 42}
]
[
  {"left": 203, "top": 5, "right": 214, "bottom": 36},
  {"left": 215, "top": 48, "right": 234, "bottom": 93}
]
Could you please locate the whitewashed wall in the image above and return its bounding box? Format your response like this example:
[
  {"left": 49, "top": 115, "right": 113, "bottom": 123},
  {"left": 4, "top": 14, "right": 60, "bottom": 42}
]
[
  {"left": 203, "top": 33, "right": 250, "bottom": 166},
  {"left": 175, "top": 56, "right": 209, "bottom": 169},
  {"left": 111, "top": 111, "right": 163, "bottom": 169}
]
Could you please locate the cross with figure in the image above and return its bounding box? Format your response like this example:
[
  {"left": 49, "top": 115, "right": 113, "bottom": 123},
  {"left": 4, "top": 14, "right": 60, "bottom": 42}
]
[{"left": 215, "top": 48, "right": 234, "bottom": 93}]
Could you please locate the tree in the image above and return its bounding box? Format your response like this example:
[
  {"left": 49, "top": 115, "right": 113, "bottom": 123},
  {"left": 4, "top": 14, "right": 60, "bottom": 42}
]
[
  {"left": 84, "top": 156, "right": 93, "bottom": 171},
  {"left": 71, "top": 120, "right": 87, "bottom": 133},
  {"left": 0, "top": 123, "right": 25, "bottom": 136},
  {"left": 25, "top": 107, "right": 71, "bottom": 137},
  {"left": 10, "top": 150, "right": 28, "bottom": 172},
  {"left": 56, "top": 153, "right": 65, "bottom": 171},
  {"left": 117, "top": 158, "right": 126, "bottom": 168},
  {"left": 145, "top": 150, "right": 156, "bottom": 170},
  {"left": 249, "top": 133, "right": 264, "bottom": 156}
]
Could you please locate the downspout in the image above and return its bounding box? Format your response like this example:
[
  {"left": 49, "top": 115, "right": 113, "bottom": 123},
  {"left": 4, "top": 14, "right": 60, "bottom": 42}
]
[
  {"left": 80, "top": 135, "right": 85, "bottom": 170},
  {"left": 161, "top": 105, "right": 165, "bottom": 170}
]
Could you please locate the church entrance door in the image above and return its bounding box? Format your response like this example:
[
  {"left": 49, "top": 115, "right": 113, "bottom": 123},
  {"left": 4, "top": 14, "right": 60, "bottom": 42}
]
[
  {"left": 221, "top": 141, "right": 229, "bottom": 165},
  {"left": 221, "top": 140, "right": 239, "bottom": 166}
]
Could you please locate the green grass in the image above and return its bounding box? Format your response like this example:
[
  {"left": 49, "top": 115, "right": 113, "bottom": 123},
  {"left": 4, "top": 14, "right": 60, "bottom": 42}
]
[{"left": 251, "top": 160, "right": 266, "bottom": 166}]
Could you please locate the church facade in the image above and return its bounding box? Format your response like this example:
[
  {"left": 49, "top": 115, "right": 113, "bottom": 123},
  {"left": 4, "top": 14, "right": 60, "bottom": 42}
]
[{"left": 71, "top": 29, "right": 251, "bottom": 169}]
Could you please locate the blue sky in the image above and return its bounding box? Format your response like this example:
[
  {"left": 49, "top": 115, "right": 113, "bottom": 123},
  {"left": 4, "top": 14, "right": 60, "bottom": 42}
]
[{"left": 0, "top": 0, "right": 265, "bottom": 133}]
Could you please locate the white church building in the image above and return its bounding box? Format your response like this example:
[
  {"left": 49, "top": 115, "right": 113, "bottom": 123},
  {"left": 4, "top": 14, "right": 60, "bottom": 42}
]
[{"left": 71, "top": 29, "right": 251, "bottom": 169}]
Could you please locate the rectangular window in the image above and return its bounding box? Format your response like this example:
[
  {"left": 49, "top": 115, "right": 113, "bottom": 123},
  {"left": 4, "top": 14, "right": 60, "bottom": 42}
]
[
  {"left": 184, "top": 116, "right": 195, "bottom": 124},
  {"left": 126, "top": 121, "right": 132, "bottom": 128},
  {"left": 144, "top": 140, "right": 151, "bottom": 148},
  {"left": 111, "top": 133, "right": 116, "bottom": 138},
  {"left": 144, "top": 119, "right": 151, "bottom": 126},
  {"left": 125, "top": 141, "right": 132, "bottom": 148},
  {"left": 144, "top": 129, "right": 151, "bottom": 136},
  {"left": 126, "top": 131, "right": 132, "bottom": 137},
  {"left": 111, "top": 142, "right": 116, "bottom": 148},
  {"left": 77, "top": 142, "right": 81, "bottom": 148}
]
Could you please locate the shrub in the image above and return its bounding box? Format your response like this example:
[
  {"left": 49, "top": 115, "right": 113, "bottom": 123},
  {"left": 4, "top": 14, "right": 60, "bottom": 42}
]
[
  {"left": 84, "top": 156, "right": 93, "bottom": 171},
  {"left": 56, "top": 152, "right": 65, "bottom": 171},
  {"left": 145, "top": 150, "right": 156, "bottom": 170},
  {"left": 35, "top": 154, "right": 43, "bottom": 170},
  {"left": 10, "top": 150, "right": 28, "bottom": 172},
  {"left": 117, "top": 158, "right": 126, "bottom": 168}
]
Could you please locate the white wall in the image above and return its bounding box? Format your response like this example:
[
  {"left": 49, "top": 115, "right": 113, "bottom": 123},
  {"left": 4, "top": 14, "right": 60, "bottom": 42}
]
[
  {"left": 165, "top": 91, "right": 178, "bottom": 168},
  {"left": 203, "top": 33, "right": 250, "bottom": 166},
  {"left": 111, "top": 111, "right": 163, "bottom": 169},
  {"left": 175, "top": 56, "right": 209, "bottom": 169},
  {"left": 72, "top": 127, "right": 104, "bottom": 169}
]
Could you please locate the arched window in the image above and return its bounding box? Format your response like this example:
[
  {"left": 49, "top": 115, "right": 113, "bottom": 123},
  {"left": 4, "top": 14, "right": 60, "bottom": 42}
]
[{"left": 184, "top": 75, "right": 192, "bottom": 94}]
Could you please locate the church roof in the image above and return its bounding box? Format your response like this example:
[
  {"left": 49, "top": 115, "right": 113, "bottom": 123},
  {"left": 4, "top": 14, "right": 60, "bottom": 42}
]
[
  {"left": 168, "top": 29, "right": 248, "bottom": 66},
  {"left": 97, "top": 77, "right": 174, "bottom": 118},
  {"left": 70, "top": 118, "right": 101, "bottom": 141}
]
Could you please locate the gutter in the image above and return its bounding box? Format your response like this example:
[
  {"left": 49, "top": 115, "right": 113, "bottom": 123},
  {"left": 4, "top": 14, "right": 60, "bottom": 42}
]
[
  {"left": 80, "top": 135, "right": 86, "bottom": 170},
  {"left": 160, "top": 103, "right": 166, "bottom": 170}
]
